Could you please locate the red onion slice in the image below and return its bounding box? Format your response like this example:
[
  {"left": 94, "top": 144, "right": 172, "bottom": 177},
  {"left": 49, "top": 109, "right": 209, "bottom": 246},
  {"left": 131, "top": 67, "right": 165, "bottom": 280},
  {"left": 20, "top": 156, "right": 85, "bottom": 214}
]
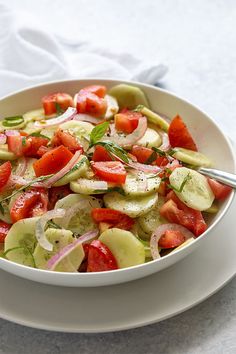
[
  {"left": 7, "top": 175, "right": 45, "bottom": 188},
  {"left": 150, "top": 223, "right": 195, "bottom": 260},
  {"left": 105, "top": 117, "right": 147, "bottom": 147},
  {"left": 0, "top": 134, "right": 6, "bottom": 144},
  {"left": 46, "top": 230, "right": 98, "bottom": 271},
  {"left": 43, "top": 150, "right": 82, "bottom": 188},
  {"left": 5, "top": 130, "right": 20, "bottom": 137},
  {"left": 73, "top": 114, "right": 104, "bottom": 125},
  {"left": 34, "top": 107, "right": 77, "bottom": 128},
  {"left": 110, "top": 152, "right": 162, "bottom": 174},
  {"left": 156, "top": 129, "right": 171, "bottom": 151},
  {"left": 15, "top": 157, "right": 27, "bottom": 177},
  {"left": 35, "top": 208, "right": 66, "bottom": 251}
]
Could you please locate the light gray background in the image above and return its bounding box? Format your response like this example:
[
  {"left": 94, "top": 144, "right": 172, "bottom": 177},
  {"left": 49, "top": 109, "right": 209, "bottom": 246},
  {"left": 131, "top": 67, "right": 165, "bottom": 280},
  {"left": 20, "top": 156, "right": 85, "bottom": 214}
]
[{"left": 0, "top": 0, "right": 236, "bottom": 353}]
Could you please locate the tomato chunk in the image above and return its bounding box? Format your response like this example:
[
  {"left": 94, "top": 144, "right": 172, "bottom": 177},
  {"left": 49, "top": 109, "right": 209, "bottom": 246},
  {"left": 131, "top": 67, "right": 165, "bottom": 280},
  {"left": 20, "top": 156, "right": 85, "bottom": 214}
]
[
  {"left": 207, "top": 178, "right": 232, "bottom": 200},
  {"left": 87, "top": 240, "right": 118, "bottom": 272},
  {"left": 75, "top": 85, "right": 107, "bottom": 117},
  {"left": 51, "top": 129, "right": 84, "bottom": 154},
  {"left": 115, "top": 109, "right": 142, "bottom": 134},
  {"left": 33, "top": 145, "right": 73, "bottom": 177},
  {"left": 42, "top": 93, "right": 73, "bottom": 116},
  {"left": 160, "top": 191, "right": 207, "bottom": 236},
  {"left": 48, "top": 185, "right": 72, "bottom": 210},
  {"left": 91, "top": 208, "right": 134, "bottom": 230},
  {"left": 0, "top": 221, "right": 11, "bottom": 243},
  {"left": 168, "top": 115, "right": 198, "bottom": 151},
  {"left": 0, "top": 161, "right": 12, "bottom": 191},
  {"left": 159, "top": 230, "right": 185, "bottom": 249},
  {"left": 92, "top": 145, "right": 112, "bottom": 162},
  {"left": 130, "top": 145, "right": 153, "bottom": 164},
  {"left": 91, "top": 161, "right": 127, "bottom": 184},
  {"left": 8, "top": 135, "right": 49, "bottom": 157},
  {"left": 10, "top": 188, "right": 48, "bottom": 223}
]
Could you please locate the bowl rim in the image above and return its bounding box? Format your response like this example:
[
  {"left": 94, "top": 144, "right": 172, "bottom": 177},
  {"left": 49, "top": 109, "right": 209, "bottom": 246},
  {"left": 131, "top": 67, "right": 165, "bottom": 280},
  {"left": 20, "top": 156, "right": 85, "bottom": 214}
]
[{"left": 0, "top": 78, "right": 235, "bottom": 280}]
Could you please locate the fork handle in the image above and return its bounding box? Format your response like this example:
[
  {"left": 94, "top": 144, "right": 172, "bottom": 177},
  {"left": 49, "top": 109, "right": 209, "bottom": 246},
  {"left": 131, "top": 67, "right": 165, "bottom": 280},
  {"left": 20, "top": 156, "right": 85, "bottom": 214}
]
[{"left": 198, "top": 167, "right": 236, "bottom": 188}]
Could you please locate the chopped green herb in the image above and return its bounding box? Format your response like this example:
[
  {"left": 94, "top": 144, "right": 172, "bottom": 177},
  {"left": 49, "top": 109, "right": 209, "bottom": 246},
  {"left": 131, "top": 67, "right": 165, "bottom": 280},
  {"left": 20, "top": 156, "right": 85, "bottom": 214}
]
[
  {"left": 47, "top": 220, "right": 62, "bottom": 229},
  {"left": 55, "top": 102, "right": 64, "bottom": 115},
  {"left": 152, "top": 147, "right": 166, "bottom": 157},
  {"left": 29, "top": 132, "right": 50, "bottom": 140},
  {"left": 145, "top": 151, "right": 157, "bottom": 164},
  {"left": 92, "top": 141, "right": 129, "bottom": 164},
  {"left": 168, "top": 172, "right": 192, "bottom": 193},
  {"left": 2, "top": 115, "right": 24, "bottom": 127},
  {"left": 89, "top": 121, "right": 109, "bottom": 148},
  {"left": 3, "top": 246, "right": 36, "bottom": 267},
  {"left": 22, "top": 137, "right": 26, "bottom": 146}
]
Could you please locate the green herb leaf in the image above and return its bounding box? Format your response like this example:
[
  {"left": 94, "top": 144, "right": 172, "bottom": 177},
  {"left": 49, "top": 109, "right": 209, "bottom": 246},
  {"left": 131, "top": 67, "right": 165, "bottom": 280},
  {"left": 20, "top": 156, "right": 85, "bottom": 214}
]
[
  {"left": 152, "top": 147, "right": 166, "bottom": 157},
  {"left": 145, "top": 151, "right": 157, "bottom": 164},
  {"left": 55, "top": 102, "right": 65, "bottom": 115},
  {"left": 93, "top": 141, "right": 129, "bottom": 164},
  {"left": 89, "top": 122, "right": 109, "bottom": 147},
  {"left": 47, "top": 220, "right": 62, "bottom": 229},
  {"left": 168, "top": 172, "right": 191, "bottom": 193},
  {"left": 22, "top": 137, "right": 26, "bottom": 146},
  {"left": 29, "top": 132, "right": 50, "bottom": 140},
  {"left": 2, "top": 115, "right": 24, "bottom": 127}
]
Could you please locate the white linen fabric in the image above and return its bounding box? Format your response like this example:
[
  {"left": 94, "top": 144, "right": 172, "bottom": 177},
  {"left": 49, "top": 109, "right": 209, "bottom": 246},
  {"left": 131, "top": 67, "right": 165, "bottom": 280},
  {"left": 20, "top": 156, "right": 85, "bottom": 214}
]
[{"left": 0, "top": 3, "right": 167, "bottom": 97}]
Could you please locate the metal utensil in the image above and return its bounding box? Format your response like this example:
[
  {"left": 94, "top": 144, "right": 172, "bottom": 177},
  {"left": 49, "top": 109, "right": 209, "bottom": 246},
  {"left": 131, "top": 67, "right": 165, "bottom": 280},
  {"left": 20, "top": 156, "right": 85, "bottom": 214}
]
[{"left": 198, "top": 167, "right": 236, "bottom": 188}]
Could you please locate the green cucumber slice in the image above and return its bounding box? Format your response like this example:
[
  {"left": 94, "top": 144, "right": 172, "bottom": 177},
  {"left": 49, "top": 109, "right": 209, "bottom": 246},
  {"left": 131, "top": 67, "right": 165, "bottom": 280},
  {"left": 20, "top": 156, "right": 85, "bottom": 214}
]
[
  {"left": 4, "top": 217, "right": 39, "bottom": 267},
  {"left": 0, "top": 145, "right": 17, "bottom": 161},
  {"left": 172, "top": 147, "right": 212, "bottom": 167},
  {"left": 138, "top": 195, "right": 167, "bottom": 234},
  {"left": 123, "top": 173, "right": 161, "bottom": 197},
  {"left": 108, "top": 84, "right": 150, "bottom": 110},
  {"left": 33, "top": 228, "right": 84, "bottom": 271},
  {"left": 169, "top": 167, "right": 214, "bottom": 211},
  {"left": 139, "top": 106, "right": 169, "bottom": 132},
  {"left": 53, "top": 155, "right": 88, "bottom": 187},
  {"left": 104, "top": 191, "right": 158, "bottom": 217},
  {"left": 99, "top": 228, "right": 145, "bottom": 268}
]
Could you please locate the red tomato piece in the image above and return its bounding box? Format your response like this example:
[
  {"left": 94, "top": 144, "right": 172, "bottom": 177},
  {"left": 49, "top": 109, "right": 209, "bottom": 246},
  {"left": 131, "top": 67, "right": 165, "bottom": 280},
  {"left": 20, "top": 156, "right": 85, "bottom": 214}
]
[
  {"left": 159, "top": 229, "right": 185, "bottom": 249},
  {"left": 130, "top": 145, "right": 153, "bottom": 163},
  {"left": 42, "top": 93, "right": 74, "bottom": 116},
  {"left": 168, "top": 115, "right": 198, "bottom": 151},
  {"left": 92, "top": 145, "right": 113, "bottom": 162},
  {"left": 51, "top": 129, "right": 84, "bottom": 154},
  {"left": 10, "top": 188, "right": 48, "bottom": 223},
  {"left": 207, "top": 178, "right": 232, "bottom": 200},
  {"left": 0, "top": 221, "right": 11, "bottom": 243},
  {"left": 33, "top": 145, "right": 73, "bottom": 177},
  {"left": 37, "top": 145, "right": 52, "bottom": 157},
  {"left": 75, "top": 85, "right": 107, "bottom": 117},
  {"left": 8, "top": 135, "right": 48, "bottom": 157},
  {"left": 115, "top": 109, "right": 142, "bottom": 134},
  {"left": 91, "top": 208, "right": 134, "bottom": 230},
  {"left": 160, "top": 191, "right": 207, "bottom": 236},
  {"left": 0, "top": 161, "right": 12, "bottom": 191},
  {"left": 48, "top": 185, "right": 72, "bottom": 210},
  {"left": 87, "top": 240, "right": 118, "bottom": 272},
  {"left": 91, "top": 161, "right": 127, "bottom": 184}
]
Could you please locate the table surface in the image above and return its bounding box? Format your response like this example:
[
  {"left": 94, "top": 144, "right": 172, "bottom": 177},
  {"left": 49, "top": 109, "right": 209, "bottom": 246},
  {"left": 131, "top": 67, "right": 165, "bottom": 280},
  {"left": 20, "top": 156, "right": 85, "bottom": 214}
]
[{"left": 1, "top": 0, "right": 236, "bottom": 353}]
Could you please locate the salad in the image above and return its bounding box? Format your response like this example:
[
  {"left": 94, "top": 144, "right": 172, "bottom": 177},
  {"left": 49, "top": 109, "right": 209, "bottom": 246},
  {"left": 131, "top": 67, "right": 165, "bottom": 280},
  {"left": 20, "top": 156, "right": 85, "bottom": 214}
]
[{"left": 0, "top": 84, "right": 232, "bottom": 272}]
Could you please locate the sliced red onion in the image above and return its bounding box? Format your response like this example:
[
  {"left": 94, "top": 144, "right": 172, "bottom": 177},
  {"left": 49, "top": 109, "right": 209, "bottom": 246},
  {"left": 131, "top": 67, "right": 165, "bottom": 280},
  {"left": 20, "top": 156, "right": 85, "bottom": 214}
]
[
  {"left": 127, "top": 160, "right": 162, "bottom": 174},
  {"left": 73, "top": 114, "right": 104, "bottom": 125},
  {"left": 0, "top": 134, "right": 6, "bottom": 144},
  {"left": 104, "top": 117, "right": 147, "bottom": 147},
  {"left": 42, "top": 150, "right": 82, "bottom": 188},
  {"left": 35, "top": 208, "right": 66, "bottom": 251},
  {"left": 15, "top": 157, "right": 27, "bottom": 177},
  {"left": 150, "top": 223, "right": 195, "bottom": 260},
  {"left": 156, "top": 129, "right": 171, "bottom": 151},
  {"left": 46, "top": 229, "right": 98, "bottom": 271},
  {"left": 34, "top": 107, "right": 77, "bottom": 128},
  {"left": 7, "top": 175, "right": 45, "bottom": 188},
  {"left": 5, "top": 130, "right": 20, "bottom": 137}
]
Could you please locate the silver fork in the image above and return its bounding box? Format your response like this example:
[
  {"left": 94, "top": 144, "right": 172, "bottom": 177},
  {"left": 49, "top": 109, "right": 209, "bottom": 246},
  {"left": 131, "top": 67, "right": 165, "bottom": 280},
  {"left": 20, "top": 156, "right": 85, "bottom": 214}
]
[{"left": 198, "top": 167, "right": 236, "bottom": 188}]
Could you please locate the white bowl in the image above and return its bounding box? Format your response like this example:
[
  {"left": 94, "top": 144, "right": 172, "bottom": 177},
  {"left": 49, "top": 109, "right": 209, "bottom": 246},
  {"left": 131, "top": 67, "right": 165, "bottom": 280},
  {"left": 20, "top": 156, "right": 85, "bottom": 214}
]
[{"left": 0, "top": 79, "right": 235, "bottom": 287}]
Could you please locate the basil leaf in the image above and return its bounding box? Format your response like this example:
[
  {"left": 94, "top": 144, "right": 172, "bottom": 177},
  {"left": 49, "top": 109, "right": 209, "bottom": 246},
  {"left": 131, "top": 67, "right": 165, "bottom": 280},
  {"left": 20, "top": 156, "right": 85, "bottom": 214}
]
[
  {"left": 89, "top": 122, "right": 109, "bottom": 147},
  {"left": 29, "top": 132, "right": 50, "bottom": 140}
]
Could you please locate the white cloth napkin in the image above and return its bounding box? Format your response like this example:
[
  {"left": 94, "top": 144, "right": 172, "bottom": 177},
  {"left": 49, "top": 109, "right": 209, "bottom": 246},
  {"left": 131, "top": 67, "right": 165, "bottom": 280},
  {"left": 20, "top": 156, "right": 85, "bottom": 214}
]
[{"left": 0, "top": 3, "right": 167, "bottom": 98}]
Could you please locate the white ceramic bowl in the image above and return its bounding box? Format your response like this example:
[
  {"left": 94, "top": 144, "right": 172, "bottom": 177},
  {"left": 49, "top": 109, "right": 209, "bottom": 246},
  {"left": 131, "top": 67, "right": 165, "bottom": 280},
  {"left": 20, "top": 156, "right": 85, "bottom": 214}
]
[{"left": 0, "top": 79, "right": 235, "bottom": 287}]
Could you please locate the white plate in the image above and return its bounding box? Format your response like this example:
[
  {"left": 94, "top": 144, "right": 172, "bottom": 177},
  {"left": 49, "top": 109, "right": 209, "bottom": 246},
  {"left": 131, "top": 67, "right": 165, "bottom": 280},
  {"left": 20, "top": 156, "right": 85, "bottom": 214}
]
[{"left": 0, "top": 196, "right": 235, "bottom": 333}]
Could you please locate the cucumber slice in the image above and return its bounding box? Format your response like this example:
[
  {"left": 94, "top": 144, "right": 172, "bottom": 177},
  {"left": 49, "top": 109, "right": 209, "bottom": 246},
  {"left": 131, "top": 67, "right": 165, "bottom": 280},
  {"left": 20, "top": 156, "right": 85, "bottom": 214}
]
[
  {"left": 136, "top": 127, "right": 162, "bottom": 148},
  {"left": 108, "top": 84, "right": 150, "bottom": 110},
  {"left": 204, "top": 202, "right": 219, "bottom": 214},
  {"left": 139, "top": 106, "right": 169, "bottom": 132},
  {"left": 104, "top": 191, "right": 158, "bottom": 217},
  {"left": 99, "top": 228, "right": 145, "bottom": 268},
  {"left": 70, "top": 178, "right": 108, "bottom": 195},
  {"left": 123, "top": 173, "right": 161, "bottom": 196},
  {"left": 132, "top": 221, "right": 151, "bottom": 241},
  {"left": 23, "top": 108, "right": 45, "bottom": 122},
  {"left": 105, "top": 95, "right": 119, "bottom": 119},
  {"left": 4, "top": 217, "right": 39, "bottom": 267},
  {"left": 33, "top": 228, "right": 84, "bottom": 271},
  {"left": 172, "top": 147, "right": 212, "bottom": 167},
  {"left": 169, "top": 167, "right": 214, "bottom": 211},
  {"left": 23, "top": 158, "right": 37, "bottom": 179},
  {"left": 138, "top": 195, "right": 167, "bottom": 235},
  {"left": 53, "top": 155, "right": 88, "bottom": 187},
  {"left": 0, "top": 144, "right": 17, "bottom": 161},
  {"left": 0, "top": 120, "right": 26, "bottom": 132},
  {"left": 54, "top": 194, "right": 101, "bottom": 235}
]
